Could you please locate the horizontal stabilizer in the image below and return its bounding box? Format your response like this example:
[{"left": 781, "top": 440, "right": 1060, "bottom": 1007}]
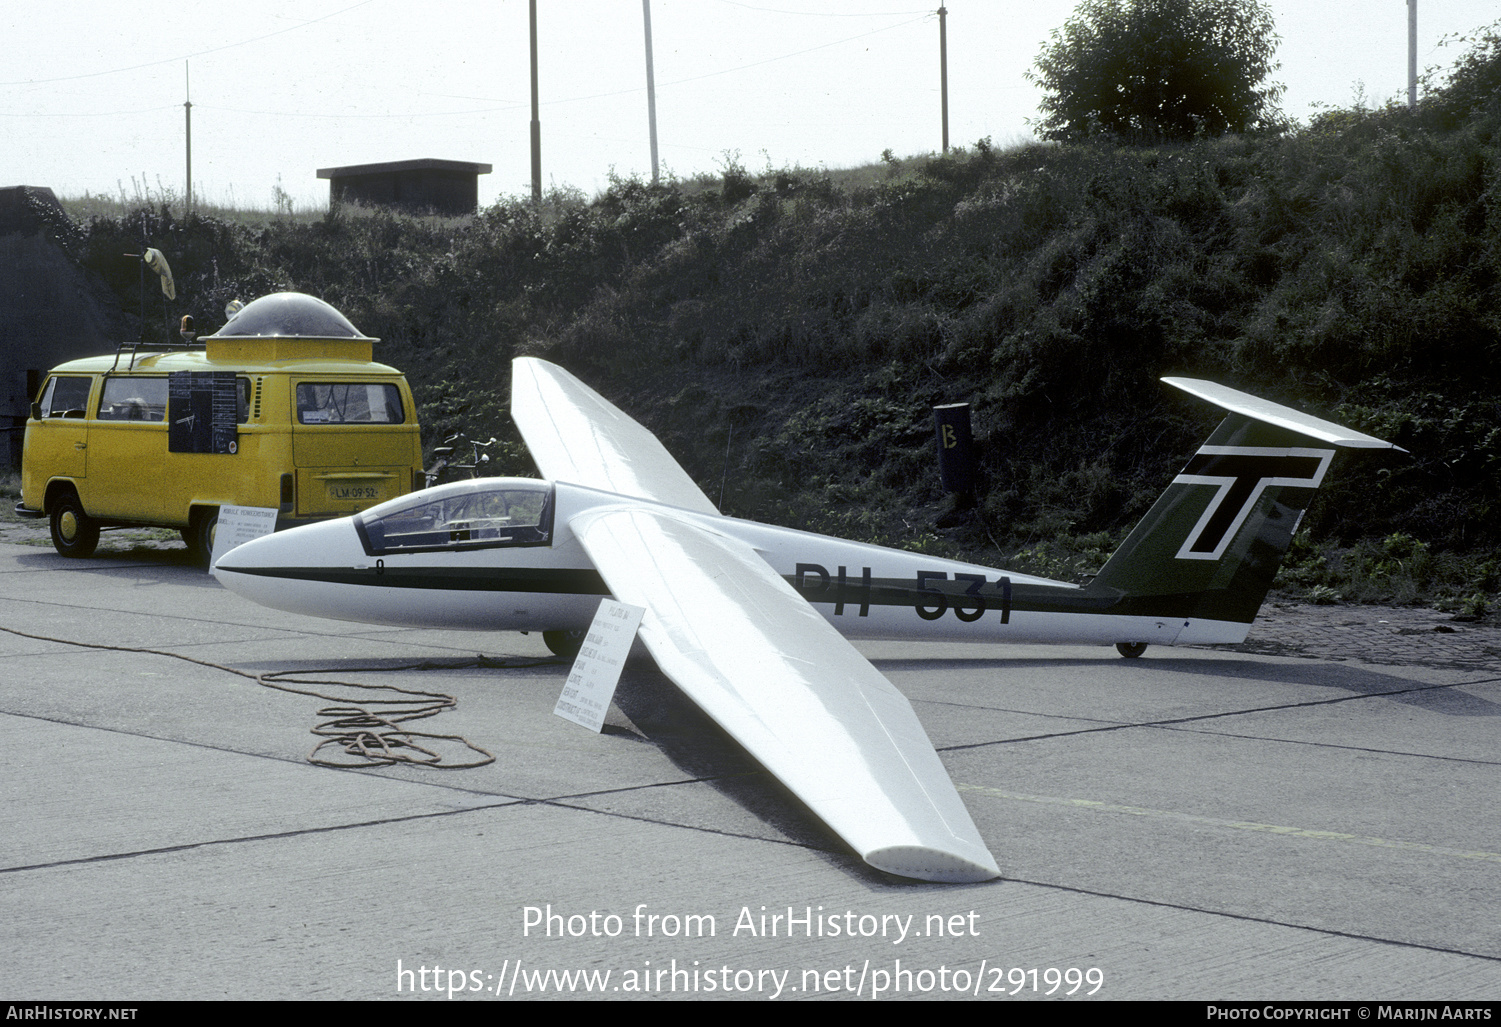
[{"left": 1162, "top": 378, "right": 1404, "bottom": 451}]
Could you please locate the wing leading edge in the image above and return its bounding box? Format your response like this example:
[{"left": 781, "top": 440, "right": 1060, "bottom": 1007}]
[
  {"left": 569, "top": 504, "right": 1000, "bottom": 883},
  {"left": 511, "top": 357, "right": 721, "bottom": 515}
]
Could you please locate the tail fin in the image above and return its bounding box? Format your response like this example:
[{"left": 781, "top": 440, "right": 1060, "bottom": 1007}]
[{"left": 1088, "top": 379, "right": 1402, "bottom": 638}]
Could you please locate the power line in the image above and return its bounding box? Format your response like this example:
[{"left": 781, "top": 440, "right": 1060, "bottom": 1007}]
[
  {"left": 4, "top": 12, "right": 932, "bottom": 124},
  {"left": 0, "top": 0, "right": 378, "bottom": 87},
  {"left": 713, "top": 1, "right": 932, "bottom": 16},
  {"left": 639, "top": 13, "right": 933, "bottom": 89},
  {"left": 0, "top": 105, "right": 180, "bottom": 118},
  {"left": 199, "top": 102, "right": 516, "bottom": 120}
]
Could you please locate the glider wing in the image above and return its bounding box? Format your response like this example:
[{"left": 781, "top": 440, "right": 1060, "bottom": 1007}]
[
  {"left": 511, "top": 357, "right": 721, "bottom": 515},
  {"left": 569, "top": 503, "right": 1000, "bottom": 883}
]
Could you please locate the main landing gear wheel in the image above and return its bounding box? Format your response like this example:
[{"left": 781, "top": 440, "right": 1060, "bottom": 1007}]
[
  {"left": 1116, "top": 642, "right": 1148, "bottom": 659},
  {"left": 544, "top": 629, "right": 586, "bottom": 659},
  {"left": 49, "top": 494, "right": 99, "bottom": 558}
]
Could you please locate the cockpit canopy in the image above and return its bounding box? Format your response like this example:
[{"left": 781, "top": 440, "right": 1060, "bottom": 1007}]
[
  {"left": 354, "top": 478, "right": 553, "bottom": 554},
  {"left": 204, "top": 292, "right": 376, "bottom": 341}
]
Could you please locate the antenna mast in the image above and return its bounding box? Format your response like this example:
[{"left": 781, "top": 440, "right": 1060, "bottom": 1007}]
[
  {"left": 184, "top": 62, "right": 193, "bottom": 214},
  {"left": 938, "top": 6, "right": 949, "bottom": 152},
  {"left": 530, "top": 0, "right": 542, "bottom": 203},
  {"left": 643, "top": 0, "right": 660, "bottom": 184},
  {"left": 1407, "top": 0, "right": 1417, "bottom": 109}
]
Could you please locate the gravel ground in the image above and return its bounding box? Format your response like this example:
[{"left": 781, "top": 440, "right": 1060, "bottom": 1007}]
[
  {"left": 4, "top": 513, "right": 1498, "bottom": 671},
  {"left": 1222, "top": 598, "right": 1501, "bottom": 671}
]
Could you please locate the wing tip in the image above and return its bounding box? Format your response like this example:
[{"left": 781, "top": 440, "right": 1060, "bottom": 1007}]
[{"left": 864, "top": 845, "right": 1001, "bottom": 884}]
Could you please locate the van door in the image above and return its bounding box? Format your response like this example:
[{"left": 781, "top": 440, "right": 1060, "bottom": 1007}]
[
  {"left": 290, "top": 378, "right": 415, "bottom": 518},
  {"left": 27, "top": 375, "right": 94, "bottom": 484},
  {"left": 88, "top": 376, "right": 168, "bottom": 520}
]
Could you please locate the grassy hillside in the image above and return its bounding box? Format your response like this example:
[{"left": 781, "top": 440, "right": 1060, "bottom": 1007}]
[{"left": 55, "top": 29, "right": 1501, "bottom": 611}]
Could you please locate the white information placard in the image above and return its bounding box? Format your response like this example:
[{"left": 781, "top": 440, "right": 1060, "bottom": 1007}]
[
  {"left": 209, "top": 505, "right": 279, "bottom": 571},
  {"left": 553, "top": 599, "right": 646, "bottom": 733}
]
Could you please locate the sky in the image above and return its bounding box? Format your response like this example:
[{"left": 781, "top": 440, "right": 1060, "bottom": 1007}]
[{"left": 3, "top": 1, "right": 1498, "bottom": 211}]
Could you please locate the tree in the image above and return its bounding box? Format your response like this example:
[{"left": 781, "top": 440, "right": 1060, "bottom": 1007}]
[{"left": 1030, "top": 0, "right": 1284, "bottom": 142}]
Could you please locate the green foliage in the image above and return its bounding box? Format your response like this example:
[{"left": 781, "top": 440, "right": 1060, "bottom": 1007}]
[
  {"left": 1458, "top": 593, "right": 1489, "bottom": 619},
  {"left": 1008, "top": 532, "right": 1117, "bottom": 583},
  {"left": 1276, "top": 530, "right": 1500, "bottom": 609},
  {"left": 1421, "top": 20, "right": 1501, "bottom": 130},
  {"left": 1030, "top": 0, "right": 1285, "bottom": 142},
  {"left": 718, "top": 152, "right": 758, "bottom": 204},
  {"left": 1324, "top": 533, "right": 1434, "bottom": 605},
  {"left": 1304, "top": 585, "right": 1342, "bottom": 606}
]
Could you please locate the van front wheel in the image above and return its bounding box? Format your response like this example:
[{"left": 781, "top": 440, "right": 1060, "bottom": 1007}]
[
  {"left": 185, "top": 508, "right": 219, "bottom": 567},
  {"left": 50, "top": 494, "right": 100, "bottom": 558}
]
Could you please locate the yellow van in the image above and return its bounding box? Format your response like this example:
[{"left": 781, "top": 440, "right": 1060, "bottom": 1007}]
[{"left": 15, "top": 292, "right": 424, "bottom": 562}]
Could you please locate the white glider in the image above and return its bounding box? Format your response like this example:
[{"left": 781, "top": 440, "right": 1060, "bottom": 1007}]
[{"left": 215, "top": 358, "right": 1398, "bottom": 882}]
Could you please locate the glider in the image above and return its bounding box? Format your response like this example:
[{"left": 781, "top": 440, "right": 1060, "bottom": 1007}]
[{"left": 215, "top": 359, "right": 1399, "bottom": 883}]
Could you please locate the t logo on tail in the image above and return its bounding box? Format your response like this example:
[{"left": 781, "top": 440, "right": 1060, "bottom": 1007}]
[{"left": 1174, "top": 446, "right": 1334, "bottom": 561}]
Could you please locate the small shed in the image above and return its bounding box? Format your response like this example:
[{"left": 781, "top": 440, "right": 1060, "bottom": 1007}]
[{"left": 316, "top": 158, "right": 492, "bottom": 216}]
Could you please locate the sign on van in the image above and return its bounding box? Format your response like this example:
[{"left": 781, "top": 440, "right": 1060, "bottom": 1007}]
[{"left": 168, "top": 371, "right": 239, "bottom": 455}]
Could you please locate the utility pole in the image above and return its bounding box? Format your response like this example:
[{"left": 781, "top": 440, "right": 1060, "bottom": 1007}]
[
  {"left": 1407, "top": 0, "right": 1417, "bottom": 109},
  {"left": 938, "top": 6, "right": 949, "bottom": 153},
  {"left": 184, "top": 62, "right": 193, "bottom": 214},
  {"left": 530, "top": 0, "right": 542, "bottom": 203},
  {"left": 643, "top": 0, "right": 660, "bottom": 184}
]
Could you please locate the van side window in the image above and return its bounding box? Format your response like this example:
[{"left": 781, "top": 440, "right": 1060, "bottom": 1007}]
[
  {"left": 98, "top": 378, "right": 169, "bottom": 422},
  {"left": 296, "top": 382, "right": 404, "bottom": 425},
  {"left": 39, "top": 376, "right": 92, "bottom": 418}
]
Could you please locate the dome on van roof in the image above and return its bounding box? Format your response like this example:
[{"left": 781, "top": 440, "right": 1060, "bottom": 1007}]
[{"left": 203, "top": 292, "right": 376, "bottom": 341}]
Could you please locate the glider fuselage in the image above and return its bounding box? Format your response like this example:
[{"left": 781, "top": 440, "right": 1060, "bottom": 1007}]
[{"left": 215, "top": 478, "right": 1244, "bottom": 652}]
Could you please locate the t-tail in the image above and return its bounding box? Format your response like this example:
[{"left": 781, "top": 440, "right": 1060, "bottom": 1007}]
[{"left": 1084, "top": 378, "right": 1402, "bottom": 649}]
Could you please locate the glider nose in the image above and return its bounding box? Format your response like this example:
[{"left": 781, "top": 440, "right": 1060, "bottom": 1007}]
[{"left": 213, "top": 517, "right": 367, "bottom": 616}]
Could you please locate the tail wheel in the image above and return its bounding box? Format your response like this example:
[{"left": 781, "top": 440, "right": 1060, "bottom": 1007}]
[
  {"left": 1116, "top": 642, "right": 1148, "bottom": 659},
  {"left": 49, "top": 493, "right": 100, "bottom": 558},
  {"left": 543, "top": 629, "right": 586, "bottom": 659}
]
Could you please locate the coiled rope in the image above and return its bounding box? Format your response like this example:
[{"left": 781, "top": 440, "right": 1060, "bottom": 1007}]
[{"left": 0, "top": 624, "right": 556, "bottom": 770}]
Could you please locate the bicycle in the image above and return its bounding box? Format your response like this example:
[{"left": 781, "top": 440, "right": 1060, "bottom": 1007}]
[{"left": 423, "top": 434, "right": 498, "bottom": 488}]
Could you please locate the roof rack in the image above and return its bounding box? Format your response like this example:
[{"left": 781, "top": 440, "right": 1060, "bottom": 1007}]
[{"left": 108, "top": 337, "right": 206, "bottom": 374}]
